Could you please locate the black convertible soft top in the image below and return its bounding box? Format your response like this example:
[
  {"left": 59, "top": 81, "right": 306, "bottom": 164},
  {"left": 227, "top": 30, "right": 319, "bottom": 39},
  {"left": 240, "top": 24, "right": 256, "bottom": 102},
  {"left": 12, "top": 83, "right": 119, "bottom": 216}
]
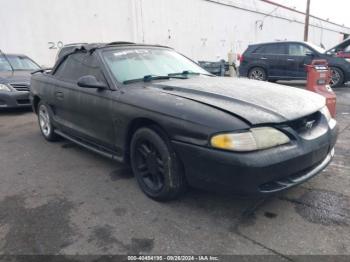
[
  {"left": 51, "top": 41, "right": 173, "bottom": 75},
  {"left": 81, "top": 41, "right": 171, "bottom": 53}
]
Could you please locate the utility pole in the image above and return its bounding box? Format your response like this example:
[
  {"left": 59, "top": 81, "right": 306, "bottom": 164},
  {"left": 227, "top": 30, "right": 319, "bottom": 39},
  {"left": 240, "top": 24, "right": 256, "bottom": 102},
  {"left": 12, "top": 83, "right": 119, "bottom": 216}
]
[{"left": 304, "top": 0, "right": 311, "bottom": 41}]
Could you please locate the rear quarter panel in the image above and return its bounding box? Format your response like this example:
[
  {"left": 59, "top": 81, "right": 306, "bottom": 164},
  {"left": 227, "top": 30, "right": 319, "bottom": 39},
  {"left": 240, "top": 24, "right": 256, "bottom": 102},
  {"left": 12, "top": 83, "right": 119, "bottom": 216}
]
[
  {"left": 239, "top": 46, "right": 270, "bottom": 77},
  {"left": 30, "top": 73, "right": 55, "bottom": 106}
]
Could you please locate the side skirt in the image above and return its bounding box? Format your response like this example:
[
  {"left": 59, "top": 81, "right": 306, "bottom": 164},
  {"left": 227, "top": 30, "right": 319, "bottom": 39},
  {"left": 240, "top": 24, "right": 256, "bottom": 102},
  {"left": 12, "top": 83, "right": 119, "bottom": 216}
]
[{"left": 54, "top": 130, "right": 124, "bottom": 163}]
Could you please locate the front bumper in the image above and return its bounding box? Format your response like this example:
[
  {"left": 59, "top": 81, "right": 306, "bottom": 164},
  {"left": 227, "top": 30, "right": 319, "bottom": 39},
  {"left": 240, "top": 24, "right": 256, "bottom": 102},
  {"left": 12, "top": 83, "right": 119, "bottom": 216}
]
[
  {"left": 172, "top": 126, "right": 338, "bottom": 195},
  {"left": 238, "top": 65, "right": 248, "bottom": 77},
  {"left": 0, "top": 91, "right": 31, "bottom": 108}
]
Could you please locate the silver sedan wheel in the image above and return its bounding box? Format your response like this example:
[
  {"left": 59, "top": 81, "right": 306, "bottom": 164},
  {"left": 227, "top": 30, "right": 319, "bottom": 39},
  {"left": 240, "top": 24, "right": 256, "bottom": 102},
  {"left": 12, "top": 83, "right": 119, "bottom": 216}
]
[
  {"left": 249, "top": 69, "right": 265, "bottom": 81},
  {"left": 39, "top": 105, "right": 51, "bottom": 137},
  {"left": 330, "top": 69, "right": 340, "bottom": 87}
]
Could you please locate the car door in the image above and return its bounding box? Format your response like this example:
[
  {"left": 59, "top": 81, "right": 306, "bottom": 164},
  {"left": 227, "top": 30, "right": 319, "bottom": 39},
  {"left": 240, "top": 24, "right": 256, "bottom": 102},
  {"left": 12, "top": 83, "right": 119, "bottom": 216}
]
[
  {"left": 73, "top": 53, "right": 117, "bottom": 149},
  {"left": 49, "top": 58, "right": 72, "bottom": 129},
  {"left": 286, "top": 43, "right": 315, "bottom": 79},
  {"left": 253, "top": 43, "right": 288, "bottom": 78},
  {"left": 51, "top": 52, "right": 116, "bottom": 148}
]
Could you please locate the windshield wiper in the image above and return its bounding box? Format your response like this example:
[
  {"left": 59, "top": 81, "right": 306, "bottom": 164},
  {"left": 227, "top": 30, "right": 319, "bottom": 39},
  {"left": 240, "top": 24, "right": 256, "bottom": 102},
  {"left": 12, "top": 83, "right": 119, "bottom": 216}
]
[
  {"left": 31, "top": 68, "right": 53, "bottom": 75},
  {"left": 123, "top": 74, "right": 186, "bottom": 84},
  {"left": 168, "top": 70, "right": 212, "bottom": 77}
]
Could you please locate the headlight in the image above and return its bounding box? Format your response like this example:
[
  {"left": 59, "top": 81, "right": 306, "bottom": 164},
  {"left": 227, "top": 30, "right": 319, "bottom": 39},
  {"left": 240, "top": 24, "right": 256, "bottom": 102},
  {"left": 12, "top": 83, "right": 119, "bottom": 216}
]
[
  {"left": 0, "top": 84, "right": 11, "bottom": 92},
  {"left": 320, "top": 106, "right": 336, "bottom": 129},
  {"left": 210, "top": 127, "right": 290, "bottom": 152},
  {"left": 320, "top": 106, "right": 331, "bottom": 122}
]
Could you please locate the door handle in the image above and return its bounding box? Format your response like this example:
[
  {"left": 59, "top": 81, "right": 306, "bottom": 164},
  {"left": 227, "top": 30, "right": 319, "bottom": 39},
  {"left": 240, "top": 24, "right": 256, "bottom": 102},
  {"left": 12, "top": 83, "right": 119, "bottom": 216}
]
[
  {"left": 55, "top": 91, "right": 64, "bottom": 100},
  {"left": 287, "top": 58, "right": 295, "bottom": 61},
  {"left": 260, "top": 57, "right": 268, "bottom": 60}
]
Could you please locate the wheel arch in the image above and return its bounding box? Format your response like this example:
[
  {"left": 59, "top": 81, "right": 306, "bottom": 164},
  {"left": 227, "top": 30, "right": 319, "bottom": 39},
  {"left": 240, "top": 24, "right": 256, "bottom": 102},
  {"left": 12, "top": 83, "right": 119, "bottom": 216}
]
[
  {"left": 124, "top": 117, "right": 170, "bottom": 164},
  {"left": 32, "top": 95, "right": 41, "bottom": 114}
]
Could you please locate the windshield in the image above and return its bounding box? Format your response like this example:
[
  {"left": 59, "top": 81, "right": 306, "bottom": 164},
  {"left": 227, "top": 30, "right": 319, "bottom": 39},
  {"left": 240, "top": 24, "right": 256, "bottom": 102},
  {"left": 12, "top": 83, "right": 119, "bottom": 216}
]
[
  {"left": 0, "top": 55, "right": 40, "bottom": 71},
  {"left": 102, "top": 48, "right": 209, "bottom": 83},
  {"left": 306, "top": 42, "right": 326, "bottom": 54}
]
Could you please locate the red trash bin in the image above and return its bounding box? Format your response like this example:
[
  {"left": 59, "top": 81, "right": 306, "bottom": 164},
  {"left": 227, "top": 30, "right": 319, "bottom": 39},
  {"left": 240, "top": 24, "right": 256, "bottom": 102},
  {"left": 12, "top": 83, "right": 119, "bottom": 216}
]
[{"left": 305, "top": 60, "right": 336, "bottom": 118}]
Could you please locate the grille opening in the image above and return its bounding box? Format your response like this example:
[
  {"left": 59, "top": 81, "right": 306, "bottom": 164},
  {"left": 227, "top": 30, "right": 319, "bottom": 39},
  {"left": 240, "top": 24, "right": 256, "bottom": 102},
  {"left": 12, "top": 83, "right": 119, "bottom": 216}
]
[{"left": 10, "top": 83, "right": 30, "bottom": 92}]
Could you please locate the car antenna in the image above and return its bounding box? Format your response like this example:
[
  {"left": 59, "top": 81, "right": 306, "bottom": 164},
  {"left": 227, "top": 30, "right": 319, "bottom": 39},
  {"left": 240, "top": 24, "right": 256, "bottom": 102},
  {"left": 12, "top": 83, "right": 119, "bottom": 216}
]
[{"left": 0, "top": 49, "right": 14, "bottom": 72}]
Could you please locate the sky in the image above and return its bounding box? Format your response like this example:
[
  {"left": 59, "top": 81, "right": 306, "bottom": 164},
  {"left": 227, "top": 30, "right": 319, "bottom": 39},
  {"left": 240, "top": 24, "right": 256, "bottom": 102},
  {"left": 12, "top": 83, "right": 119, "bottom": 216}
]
[{"left": 271, "top": 0, "right": 349, "bottom": 27}]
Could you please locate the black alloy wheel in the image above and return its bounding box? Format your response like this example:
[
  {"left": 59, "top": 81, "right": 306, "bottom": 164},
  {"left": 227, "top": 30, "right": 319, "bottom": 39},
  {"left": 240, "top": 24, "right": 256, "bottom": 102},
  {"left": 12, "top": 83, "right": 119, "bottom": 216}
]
[
  {"left": 134, "top": 139, "right": 165, "bottom": 192},
  {"left": 130, "top": 127, "right": 186, "bottom": 201}
]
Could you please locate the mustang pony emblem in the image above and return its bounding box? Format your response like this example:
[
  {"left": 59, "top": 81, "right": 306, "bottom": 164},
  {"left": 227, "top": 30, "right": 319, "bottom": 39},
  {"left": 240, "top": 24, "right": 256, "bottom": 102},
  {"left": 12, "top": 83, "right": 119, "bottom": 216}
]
[{"left": 305, "top": 120, "right": 316, "bottom": 130}]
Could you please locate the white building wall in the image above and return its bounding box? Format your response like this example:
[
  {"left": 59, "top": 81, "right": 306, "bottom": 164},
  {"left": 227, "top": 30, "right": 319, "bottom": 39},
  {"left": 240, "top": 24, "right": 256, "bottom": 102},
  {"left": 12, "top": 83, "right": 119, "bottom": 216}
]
[{"left": 0, "top": 0, "right": 349, "bottom": 67}]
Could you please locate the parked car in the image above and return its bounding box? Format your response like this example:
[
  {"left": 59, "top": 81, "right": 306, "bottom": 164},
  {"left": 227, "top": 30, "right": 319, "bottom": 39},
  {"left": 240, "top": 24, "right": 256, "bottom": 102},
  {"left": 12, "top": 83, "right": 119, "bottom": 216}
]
[
  {"left": 239, "top": 41, "right": 350, "bottom": 87},
  {"left": 30, "top": 43, "right": 338, "bottom": 201},
  {"left": 0, "top": 52, "right": 40, "bottom": 108}
]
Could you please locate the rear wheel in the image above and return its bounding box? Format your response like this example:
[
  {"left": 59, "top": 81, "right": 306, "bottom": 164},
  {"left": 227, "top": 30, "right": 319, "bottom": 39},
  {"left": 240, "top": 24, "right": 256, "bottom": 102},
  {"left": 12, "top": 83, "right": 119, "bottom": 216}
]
[
  {"left": 248, "top": 67, "right": 267, "bottom": 81},
  {"left": 38, "top": 102, "right": 58, "bottom": 141},
  {"left": 130, "top": 127, "right": 186, "bottom": 201},
  {"left": 330, "top": 67, "right": 344, "bottom": 88}
]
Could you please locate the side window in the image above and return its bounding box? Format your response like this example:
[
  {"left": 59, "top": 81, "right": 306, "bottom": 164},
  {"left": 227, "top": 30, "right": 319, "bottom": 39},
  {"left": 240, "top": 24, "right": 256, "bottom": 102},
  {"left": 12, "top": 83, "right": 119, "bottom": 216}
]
[
  {"left": 288, "top": 44, "right": 312, "bottom": 56},
  {"left": 254, "top": 44, "right": 286, "bottom": 55},
  {"left": 54, "top": 53, "right": 106, "bottom": 84},
  {"left": 253, "top": 46, "right": 265, "bottom": 54}
]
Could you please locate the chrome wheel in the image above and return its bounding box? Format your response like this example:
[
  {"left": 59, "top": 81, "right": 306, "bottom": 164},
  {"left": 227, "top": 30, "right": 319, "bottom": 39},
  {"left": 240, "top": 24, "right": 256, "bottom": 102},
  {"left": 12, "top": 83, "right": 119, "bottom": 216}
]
[
  {"left": 249, "top": 68, "right": 266, "bottom": 81},
  {"left": 330, "top": 69, "right": 340, "bottom": 87},
  {"left": 39, "top": 105, "right": 51, "bottom": 137}
]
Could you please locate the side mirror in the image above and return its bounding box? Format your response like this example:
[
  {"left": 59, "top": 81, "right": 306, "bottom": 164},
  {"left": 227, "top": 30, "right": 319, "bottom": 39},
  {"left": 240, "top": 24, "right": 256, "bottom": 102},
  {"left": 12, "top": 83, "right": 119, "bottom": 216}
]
[
  {"left": 305, "top": 51, "right": 315, "bottom": 57},
  {"left": 77, "top": 75, "right": 108, "bottom": 89}
]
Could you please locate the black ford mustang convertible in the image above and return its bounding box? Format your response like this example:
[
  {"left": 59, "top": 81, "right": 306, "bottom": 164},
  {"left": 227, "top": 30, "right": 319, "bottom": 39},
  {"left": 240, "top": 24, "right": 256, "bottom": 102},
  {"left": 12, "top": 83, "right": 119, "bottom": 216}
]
[{"left": 30, "top": 42, "right": 338, "bottom": 201}]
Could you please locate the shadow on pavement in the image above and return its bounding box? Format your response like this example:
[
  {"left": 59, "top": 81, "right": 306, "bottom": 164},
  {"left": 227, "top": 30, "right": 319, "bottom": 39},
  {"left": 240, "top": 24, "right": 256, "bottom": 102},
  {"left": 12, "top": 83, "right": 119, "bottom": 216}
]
[{"left": 0, "top": 107, "right": 33, "bottom": 115}]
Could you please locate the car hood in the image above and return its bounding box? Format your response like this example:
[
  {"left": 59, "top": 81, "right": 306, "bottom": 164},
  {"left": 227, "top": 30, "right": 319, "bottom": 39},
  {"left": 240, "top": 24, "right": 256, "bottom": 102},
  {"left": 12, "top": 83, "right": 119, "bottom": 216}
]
[
  {"left": 0, "top": 70, "right": 32, "bottom": 84},
  {"left": 151, "top": 77, "right": 325, "bottom": 125},
  {"left": 327, "top": 38, "right": 350, "bottom": 53}
]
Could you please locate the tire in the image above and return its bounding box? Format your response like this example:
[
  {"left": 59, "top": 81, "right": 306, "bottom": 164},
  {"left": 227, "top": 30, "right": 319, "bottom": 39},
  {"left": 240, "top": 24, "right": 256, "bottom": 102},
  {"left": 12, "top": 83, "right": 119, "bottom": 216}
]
[
  {"left": 37, "top": 102, "right": 59, "bottom": 141},
  {"left": 330, "top": 67, "right": 344, "bottom": 88},
  {"left": 248, "top": 67, "right": 267, "bottom": 81},
  {"left": 130, "top": 127, "right": 186, "bottom": 201}
]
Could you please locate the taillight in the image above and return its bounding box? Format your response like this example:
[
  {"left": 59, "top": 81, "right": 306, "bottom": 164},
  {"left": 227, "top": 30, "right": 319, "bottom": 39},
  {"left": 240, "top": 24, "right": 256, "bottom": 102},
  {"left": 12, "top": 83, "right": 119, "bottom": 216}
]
[{"left": 239, "top": 54, "right": 244, "bottom": 63}]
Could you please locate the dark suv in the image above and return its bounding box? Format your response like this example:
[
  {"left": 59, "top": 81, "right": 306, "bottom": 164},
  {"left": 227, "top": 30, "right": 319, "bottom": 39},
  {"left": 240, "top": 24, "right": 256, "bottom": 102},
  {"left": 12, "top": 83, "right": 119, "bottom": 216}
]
[{"left": 239, "top": 41, "right": 350, "bottom": 87}]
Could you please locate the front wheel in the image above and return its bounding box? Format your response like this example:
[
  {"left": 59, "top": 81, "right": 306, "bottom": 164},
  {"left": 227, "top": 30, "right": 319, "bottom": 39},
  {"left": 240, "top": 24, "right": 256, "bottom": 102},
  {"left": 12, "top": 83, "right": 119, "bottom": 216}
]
[
  {"left": 37, "top": 102, "right": 58, "bottom": 141},
  {"left": 330, "top": 67, "right": 344, "bottom": 88},
  {"left": 130, "top": 127, "right": 186, "bottom": 201},
  {"left": 248, "top": 67, "right": 267, "bottom": 81}
]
